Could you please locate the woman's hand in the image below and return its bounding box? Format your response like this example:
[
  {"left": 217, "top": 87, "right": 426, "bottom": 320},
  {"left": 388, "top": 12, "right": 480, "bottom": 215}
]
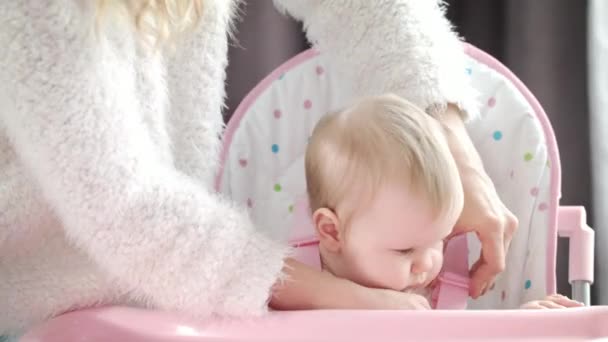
[
  {"left": 440, "top": 104, "right": 519, "bottom": 299},
  {"left": 454, "top": 164, "right": 518, "bottom": 298}
]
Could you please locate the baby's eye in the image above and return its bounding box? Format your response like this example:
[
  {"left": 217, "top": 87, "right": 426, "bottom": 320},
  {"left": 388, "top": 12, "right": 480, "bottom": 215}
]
[{"left": 396, "top": 248, "right": 414, "bottom": 255}]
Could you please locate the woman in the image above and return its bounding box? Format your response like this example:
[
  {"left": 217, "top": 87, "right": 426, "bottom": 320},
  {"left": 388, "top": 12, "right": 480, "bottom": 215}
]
[{"left": 0, "top": 0, "right": 517, "bottom": 336}]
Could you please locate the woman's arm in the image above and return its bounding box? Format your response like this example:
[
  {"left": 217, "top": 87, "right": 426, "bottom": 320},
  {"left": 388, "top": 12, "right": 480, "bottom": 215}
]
[
  {"left": 166, "top": 0, "right": 237, "bottom": 185},
  {"left": 0, "top": 1, "right": 286, "bottom": 317},
  {"left": 273, "top": 0, "right": 479, "bottom": 120},
  {"left": 439, "top": 105, "right": 518, "bottom": 298}
]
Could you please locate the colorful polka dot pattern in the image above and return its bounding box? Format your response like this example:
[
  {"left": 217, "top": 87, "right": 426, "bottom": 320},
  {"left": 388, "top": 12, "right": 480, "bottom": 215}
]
[
  {"left": 487, "top": 97, "right": 497, "bottom": 107},
  {"left": 493, "top": 131, "right": 503, "bottom": 141},
  {"left": 481, "top": 87, "right": 548, "bottom": 306},
  {"left": 225, "top": 53, "right": 554, "bottom": 310}
]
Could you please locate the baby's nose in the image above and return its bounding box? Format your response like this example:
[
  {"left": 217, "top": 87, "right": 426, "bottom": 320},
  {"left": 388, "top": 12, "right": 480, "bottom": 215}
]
[{"left": 411, "top": 253, "right": 433, "bottom": 274}]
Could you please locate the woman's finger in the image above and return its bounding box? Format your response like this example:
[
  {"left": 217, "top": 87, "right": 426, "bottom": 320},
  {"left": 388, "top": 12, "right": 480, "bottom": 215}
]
[
  {"left": 469, "top": 220, "right": 505, "bottom": 298},
  {"left": 502, "top": 209, "right": 518, "bottom": 257},
  {"left": 467, "top": 258, "right": 483, "bottom": 296}
]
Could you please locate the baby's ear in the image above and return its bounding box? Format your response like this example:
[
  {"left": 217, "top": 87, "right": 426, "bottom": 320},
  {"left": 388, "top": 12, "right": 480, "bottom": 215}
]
[{"left": 313, "top": 208, "right": 342, "bottom": 253}]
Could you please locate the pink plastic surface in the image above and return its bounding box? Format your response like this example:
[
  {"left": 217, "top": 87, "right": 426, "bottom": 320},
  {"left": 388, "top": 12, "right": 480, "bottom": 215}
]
[
  {"left": 431, "top": 234, "right": 470, "bottom": 310},
  {"left": 557, "top": 206, "right": 595, "bottom": 283},
  {"left": 20, "top": 306, "right": 608, "bottom": 342}
]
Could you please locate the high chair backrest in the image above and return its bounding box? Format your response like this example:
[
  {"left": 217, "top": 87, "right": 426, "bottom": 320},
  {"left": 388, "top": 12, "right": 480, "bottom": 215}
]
[{"left": 216, "top": 44, "right": 560, "bottom": 309}]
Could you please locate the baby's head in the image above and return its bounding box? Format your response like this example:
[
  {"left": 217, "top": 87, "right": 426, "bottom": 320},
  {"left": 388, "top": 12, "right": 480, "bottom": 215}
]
[{"left": 305, "top": 94, "right": 464, "bottom": 292}]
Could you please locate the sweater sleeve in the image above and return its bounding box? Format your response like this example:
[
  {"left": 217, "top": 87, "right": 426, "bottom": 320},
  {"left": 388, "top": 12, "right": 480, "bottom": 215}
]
[
  {"left": 273, "top": 0, "right": 480, "bottom": 120},
  {"left": 0, "top": 1, "right": 286, "bottom": 317},
  {"left": 165, "top": 0, "right": 238, "bottom": 186}
]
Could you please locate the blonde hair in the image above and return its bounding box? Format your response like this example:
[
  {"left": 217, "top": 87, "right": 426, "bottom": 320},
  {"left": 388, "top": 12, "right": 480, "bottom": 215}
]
[
  {"left": 305, "top": 94, "right": 461, "bottom": 222},
  {"left": 96, "top": 0, "right": 204, "bottom": 48}
]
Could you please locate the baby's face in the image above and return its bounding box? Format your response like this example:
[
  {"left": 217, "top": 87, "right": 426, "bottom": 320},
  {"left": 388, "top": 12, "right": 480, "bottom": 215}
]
[{"left": 336, "top": 183, "right": 460, "bottom": 292}]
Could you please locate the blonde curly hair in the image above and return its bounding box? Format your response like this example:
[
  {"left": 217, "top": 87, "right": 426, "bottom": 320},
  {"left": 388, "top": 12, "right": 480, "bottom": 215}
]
[{"left": 96, "top": 0, "right": 204, "bottom": 48}]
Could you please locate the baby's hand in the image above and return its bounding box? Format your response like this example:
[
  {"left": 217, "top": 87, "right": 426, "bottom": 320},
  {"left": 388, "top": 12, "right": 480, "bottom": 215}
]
[
  {"left": 520, "top": 294, "right": 584, "bottom": 309},
  {"left": 358, "top": 288, "right": 431, "bottom": 310}
]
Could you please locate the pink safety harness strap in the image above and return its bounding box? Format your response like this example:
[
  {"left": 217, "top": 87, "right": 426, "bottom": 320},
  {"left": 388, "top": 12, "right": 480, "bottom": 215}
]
[
  {"left": 291, "top": 238, "right": 322, "bottom": 270},
  {"left": 431, "top": 234, "right": 470, "bottom": 310}
]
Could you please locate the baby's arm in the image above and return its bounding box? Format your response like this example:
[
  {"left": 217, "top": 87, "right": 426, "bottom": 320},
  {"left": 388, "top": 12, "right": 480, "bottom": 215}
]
[
  {"left": 270, "top": 259, "right": 430, "bottom": 310},
  {"left": 270, "top": 258, "right": 360, "bottom": 310},
  {"left": 520, "top": 294, "right": 584, "bottom": 309}
]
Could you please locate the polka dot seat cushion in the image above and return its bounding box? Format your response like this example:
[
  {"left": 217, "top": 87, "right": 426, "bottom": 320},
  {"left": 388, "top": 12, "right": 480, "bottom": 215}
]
[{"left": 216, "top": 44, "right": 560, "bottom": 309}]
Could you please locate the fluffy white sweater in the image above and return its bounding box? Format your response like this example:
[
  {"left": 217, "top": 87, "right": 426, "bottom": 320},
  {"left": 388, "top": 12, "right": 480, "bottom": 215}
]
[{"left": 0, "top": 0, "right": 478, "bottom": 334}]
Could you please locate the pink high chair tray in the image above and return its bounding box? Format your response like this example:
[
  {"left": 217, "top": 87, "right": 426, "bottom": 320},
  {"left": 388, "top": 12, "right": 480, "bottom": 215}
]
[{"left": 20, "top": 306, "right": 608, "bottom": 341}]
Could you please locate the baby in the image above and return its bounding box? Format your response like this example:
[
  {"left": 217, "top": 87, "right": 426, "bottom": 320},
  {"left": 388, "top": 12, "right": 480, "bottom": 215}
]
[{"left": 296, "top": 93, "right": 582, "bottom": 310}]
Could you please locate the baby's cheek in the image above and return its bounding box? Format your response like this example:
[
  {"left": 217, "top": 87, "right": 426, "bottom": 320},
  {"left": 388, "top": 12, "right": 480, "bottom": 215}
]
[
  {"left": 370, "top": 255, "right": 408, "bottom": 291},
  {"left": 352, "top": 251, "right": 392, "bottom": 286},
  {"left": 431, "top": 250, "right": 444, "bottom": 277},
  {"left": 384, "top": 257, "right": 412, "bottom": 290}
]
